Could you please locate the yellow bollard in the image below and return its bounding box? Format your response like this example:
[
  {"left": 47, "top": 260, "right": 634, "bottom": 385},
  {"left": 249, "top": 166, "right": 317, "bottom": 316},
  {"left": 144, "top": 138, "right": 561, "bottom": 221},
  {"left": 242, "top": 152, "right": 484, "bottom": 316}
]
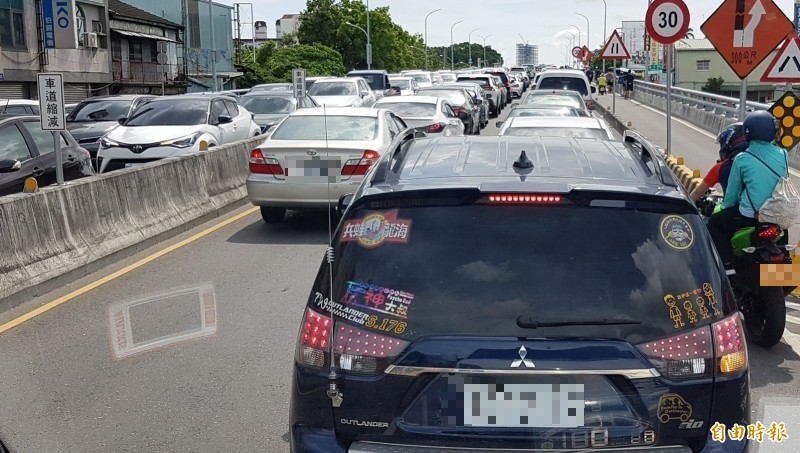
[
  {"left": 693, "top": 169, "right": 702, "bottom": 178},
  {"left": 677, "top": 157, "right": 684, "bottom": 165},
  {"left": 23, "top": 177, "right": 38, "bottom": 194}
]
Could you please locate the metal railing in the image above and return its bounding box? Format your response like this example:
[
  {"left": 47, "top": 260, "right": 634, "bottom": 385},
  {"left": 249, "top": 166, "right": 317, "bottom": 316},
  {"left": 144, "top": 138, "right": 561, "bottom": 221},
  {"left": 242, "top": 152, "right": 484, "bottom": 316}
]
[{"left": 633, "top": 80, "right": 771, "bottom": 119}]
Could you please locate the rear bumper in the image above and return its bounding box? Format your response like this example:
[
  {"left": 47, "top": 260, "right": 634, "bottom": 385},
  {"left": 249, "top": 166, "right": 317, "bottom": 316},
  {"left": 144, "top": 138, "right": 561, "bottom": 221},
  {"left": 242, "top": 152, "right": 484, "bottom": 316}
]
[
  {"left": 350, "top": 442, "right": 695, "bottom": 452},
  {"left": 246, "top": 175, "right": 363, "bottom": 209}
]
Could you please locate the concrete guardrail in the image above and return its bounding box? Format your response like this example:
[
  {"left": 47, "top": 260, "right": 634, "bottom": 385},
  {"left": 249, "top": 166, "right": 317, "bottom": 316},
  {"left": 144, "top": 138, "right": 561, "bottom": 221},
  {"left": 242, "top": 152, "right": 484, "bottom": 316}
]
[{"left": 0, "top": 136, "right": 264, "bottom": 309}]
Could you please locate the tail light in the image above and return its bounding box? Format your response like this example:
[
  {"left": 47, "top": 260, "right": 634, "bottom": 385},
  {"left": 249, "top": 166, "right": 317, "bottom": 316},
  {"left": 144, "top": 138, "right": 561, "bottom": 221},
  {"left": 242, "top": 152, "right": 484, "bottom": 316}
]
[
  {"left": 636, "top": 313, "right": 747, "bottom": 379},
  {"left": 295, "top": 308, "right": 409, "bottom": 375},
  {"left": 757, "top": 225, "right": 782, "bottom": 240},
  {"left": 585, "top": 100, "right": 594, "bottom": 109},
  {"left": 342, "top": 150, "right": 380, "bottom": 176},
  {"left": 487, "top": 194, "right": 564, "bottom": 204},
  {"left": 249, "top": 148, "right": 284, "bottom": 175},
  {"left": 427, "top": 122, "right": 446, "bottom": 133},
  {"left": 452, "top": 106, "right": 468, "bottom": 116},
  {"left": 713, "top": 314, "right": 747, "bottom": 374}
]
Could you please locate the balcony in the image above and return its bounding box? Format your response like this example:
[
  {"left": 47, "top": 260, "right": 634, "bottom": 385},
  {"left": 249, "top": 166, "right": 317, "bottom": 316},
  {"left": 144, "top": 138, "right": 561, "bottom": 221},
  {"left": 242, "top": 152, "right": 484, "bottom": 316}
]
[{"left": 112, "top": 60, "right": 185, "bottom": 85}]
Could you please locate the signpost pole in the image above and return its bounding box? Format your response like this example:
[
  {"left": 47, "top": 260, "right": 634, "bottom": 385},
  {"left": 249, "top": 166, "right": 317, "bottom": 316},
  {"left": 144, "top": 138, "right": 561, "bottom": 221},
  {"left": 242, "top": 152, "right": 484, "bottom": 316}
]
[
  {"left": 739, "top": 79, "right": 748, "bottom": 121},
  {"left": 53, "top": 131, "right": 64, "bottom": 185},
  {"left": 612, "top": 60, "right": 616, "bottom": 115},
  {"left": 666, "top": 44, "right": 672, "bottom": 154}
]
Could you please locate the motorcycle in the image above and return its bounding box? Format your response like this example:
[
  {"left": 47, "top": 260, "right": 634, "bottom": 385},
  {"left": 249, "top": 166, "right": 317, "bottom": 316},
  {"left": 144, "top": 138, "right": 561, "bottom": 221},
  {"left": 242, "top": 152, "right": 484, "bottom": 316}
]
[
  {"left": 697, "top": 192, "right": 795, "bottom": 347},
  {"left": 599, "top": 85, "right": 607, "bottom": 96}
]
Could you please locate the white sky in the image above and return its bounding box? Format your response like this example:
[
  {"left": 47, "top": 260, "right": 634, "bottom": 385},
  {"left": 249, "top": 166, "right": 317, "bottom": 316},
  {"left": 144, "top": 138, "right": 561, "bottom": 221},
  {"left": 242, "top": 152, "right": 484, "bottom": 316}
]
[{"left": 220, "top": 0, "right": 798, "bottom": 66}]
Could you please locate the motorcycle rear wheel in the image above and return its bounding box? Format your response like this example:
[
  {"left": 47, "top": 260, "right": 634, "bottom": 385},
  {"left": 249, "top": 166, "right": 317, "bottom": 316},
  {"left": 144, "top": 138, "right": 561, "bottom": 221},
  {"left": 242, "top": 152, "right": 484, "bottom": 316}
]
[{"left": 744, "top": 286, "right": 786, "bottom": 348}]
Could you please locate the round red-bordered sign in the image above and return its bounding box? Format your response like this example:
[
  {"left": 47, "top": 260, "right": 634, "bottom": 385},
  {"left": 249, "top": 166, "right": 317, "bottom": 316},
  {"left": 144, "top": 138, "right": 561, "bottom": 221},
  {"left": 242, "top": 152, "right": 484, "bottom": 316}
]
[
  {"left": 572, "top": 46, "right": 582, "bottom": 58},
  {"left": 646, "top": 0, "right": 690, "bottom": 45}
]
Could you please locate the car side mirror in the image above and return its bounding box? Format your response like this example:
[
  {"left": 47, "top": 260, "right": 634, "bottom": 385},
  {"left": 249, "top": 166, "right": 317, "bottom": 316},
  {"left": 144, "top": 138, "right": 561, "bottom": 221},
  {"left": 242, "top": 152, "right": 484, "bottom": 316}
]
[
  {"left": 0, "top": 159, "right": 22, "bottom": 173},
  {"left": 118, "top": 118, "right": 127, "bottom": 125},
  {"left": 217, "top": 115, "right": 233, "bottom": 124},
  {"left": 361, "top": 91, "right": 370, "bottom": 98},
  {"left": 476, "top": 99, "right": 483, "bottom": 105},
  {"left": 495, "top": 121, "right": 504, "bottom": 128},
  {"left": 590, "top": 86, "right": 597, "bottom": 94},
  {"left": 337, "top": 193, "right": 355, "bottom": 218}
]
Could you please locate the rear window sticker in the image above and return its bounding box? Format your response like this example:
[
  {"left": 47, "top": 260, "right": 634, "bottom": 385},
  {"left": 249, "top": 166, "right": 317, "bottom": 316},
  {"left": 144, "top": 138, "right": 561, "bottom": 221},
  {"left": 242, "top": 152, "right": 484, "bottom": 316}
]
[
  {"left": 657, "top": 393, "right": 692, "bottom": 423},
  {"left": 340, "top": 209, "right": 412, "bottom": 248},
  {"left": 683, "top": 300, "right": 698, "bottom": 324},
  {"left": 341, "top": 281, "right": 415, "bottom": 320},
  {"left": 696, "top": 297, "right": 711, "bottom": 320},
  {"left": 663, "top": 294, "right": 685, "bottom": 329},
  {"left": 366, "top": 315, "right": 407, "bottom": 335},
  {"left": 314, "top": 292, "right": 371, "bottom": 326},
  {"left": 660, "top": 215, "right": 694, "bottom": 251},
  {"left": 703, "top": 283, "right": 722, "bottom": 317}
]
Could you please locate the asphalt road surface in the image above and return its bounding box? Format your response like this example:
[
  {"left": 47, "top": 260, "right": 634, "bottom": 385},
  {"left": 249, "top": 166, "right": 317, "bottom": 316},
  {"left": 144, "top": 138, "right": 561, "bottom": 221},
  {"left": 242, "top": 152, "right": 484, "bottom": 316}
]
[{"left": 0, "top": 97, "right": 798, "bottom": 452}]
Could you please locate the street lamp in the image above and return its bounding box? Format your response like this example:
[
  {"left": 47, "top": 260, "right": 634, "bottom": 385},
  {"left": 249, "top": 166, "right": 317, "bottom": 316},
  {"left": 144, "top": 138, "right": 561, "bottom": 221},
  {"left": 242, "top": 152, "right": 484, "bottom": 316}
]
[
  {"left": 575, "top": 13, "right": 589, "bottom": 49},
  {"left": 478, "top": 34, "right": 492, "bottom": 68},
  {"left": 570, "top": 25, "right": 581, "bottom": 48},
  {"left": 424, "top": 9, "right": 441, "bottom": 70},
  {"left": 564, "top": 31, "right": 577, "bottom": 67},
  {"left": 468, "top": 28, "right": 479, "bottom": 67},
  {"left": 345, "top": 22, "right": 371, "bottom": 69},
  {"left": 450, "top": 20, "right": 463, "bottom": 71},
  {"left": 601, "top": 0, "right": 607, "bottom": 71}
]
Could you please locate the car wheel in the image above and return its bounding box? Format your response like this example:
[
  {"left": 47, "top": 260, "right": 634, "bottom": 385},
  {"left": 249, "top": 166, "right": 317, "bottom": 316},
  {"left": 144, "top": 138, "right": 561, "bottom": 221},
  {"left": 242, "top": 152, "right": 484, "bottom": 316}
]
[{"left": 260, "top": 207, "right": 286, "bottom": 223}]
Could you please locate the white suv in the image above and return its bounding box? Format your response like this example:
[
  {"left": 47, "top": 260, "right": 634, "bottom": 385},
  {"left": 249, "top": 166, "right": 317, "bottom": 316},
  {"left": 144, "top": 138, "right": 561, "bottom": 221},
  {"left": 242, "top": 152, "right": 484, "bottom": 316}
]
[{"left": 534, "top": 69, "right": 596, "bottom": 111}]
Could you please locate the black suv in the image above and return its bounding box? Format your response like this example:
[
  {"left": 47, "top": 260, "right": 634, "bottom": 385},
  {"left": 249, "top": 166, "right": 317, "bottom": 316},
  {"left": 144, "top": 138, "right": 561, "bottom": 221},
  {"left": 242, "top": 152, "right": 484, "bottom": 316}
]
[{"left": 290, "top": 131, "right": 750, "bottom": 453}]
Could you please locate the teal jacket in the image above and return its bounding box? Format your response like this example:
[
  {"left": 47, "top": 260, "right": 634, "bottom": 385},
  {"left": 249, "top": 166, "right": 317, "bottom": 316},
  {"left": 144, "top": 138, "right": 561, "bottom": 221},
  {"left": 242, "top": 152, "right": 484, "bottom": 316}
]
[{"left": 722, "top": 140, "right": 788, "bottom": 217}]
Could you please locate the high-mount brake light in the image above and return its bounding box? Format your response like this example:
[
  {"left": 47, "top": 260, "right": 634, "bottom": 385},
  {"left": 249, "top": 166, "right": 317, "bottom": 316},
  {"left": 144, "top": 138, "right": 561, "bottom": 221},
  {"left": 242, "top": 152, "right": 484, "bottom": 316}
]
[
  {"left": 342, "top": 150, "right": 380, "bottom": 176},
  {"left": 488, "top": 194, "right": 563, "bottom": 204}
]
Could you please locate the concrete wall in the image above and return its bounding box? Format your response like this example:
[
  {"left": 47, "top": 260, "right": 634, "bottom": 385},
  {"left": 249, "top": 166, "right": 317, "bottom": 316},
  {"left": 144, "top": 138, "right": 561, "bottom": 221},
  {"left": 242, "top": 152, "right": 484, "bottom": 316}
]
[{"left": 0, "top": 136, "right": 262, "bottom": 304}]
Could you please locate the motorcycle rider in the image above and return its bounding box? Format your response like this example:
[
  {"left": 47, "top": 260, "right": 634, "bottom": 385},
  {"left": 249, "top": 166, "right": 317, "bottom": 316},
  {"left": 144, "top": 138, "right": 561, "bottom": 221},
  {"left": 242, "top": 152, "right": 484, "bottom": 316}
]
[
  {"left": 689, "top": 122, "right": 747, "bottom": 202},
  {"left": 707, "top": 111, "right": 788, "bottom": 268},
  {"left": 597, "top": 73, "right": 607, "bottom": 96}
]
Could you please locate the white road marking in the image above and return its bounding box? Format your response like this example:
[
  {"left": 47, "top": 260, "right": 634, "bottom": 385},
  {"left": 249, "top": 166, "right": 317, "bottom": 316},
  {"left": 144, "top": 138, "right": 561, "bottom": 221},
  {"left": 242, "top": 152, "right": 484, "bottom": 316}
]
[
  {"left": 786, "top": 301, "right": 800, "bottom": 311},
  {"left": 785, "top": 316, "right": 800, "bottom": 326},
  {"left": 781, "top": 327, "right": 800, "bottom": 353},
  {"left": 626, "top": 100, "right": 800, "bottom": 179}
]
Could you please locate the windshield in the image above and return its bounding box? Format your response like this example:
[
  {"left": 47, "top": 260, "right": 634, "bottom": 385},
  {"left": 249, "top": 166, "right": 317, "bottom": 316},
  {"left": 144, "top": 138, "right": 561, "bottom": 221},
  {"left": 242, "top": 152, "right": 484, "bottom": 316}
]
[
  {"left": 125, "top": 99, "right": 209, "bottom": 126},
  {"left": 251, "top": 84, "right": 292, "bottom": 92},
  {"left": 239, "top": 96, "right": 295, "bottom": 114},
  {"left": 419, "top": 90, "right": 466, "bottom": 106},
  {"left": 378, "top": 102, "right": 437, "bottom": 117},
  {"left": 537, "top": 77, "right": 589, "bottom": 95},
  {"left": 389, "top": 79, "right": 411, "bottom": 89},
  {"left": 68, "top": 100, "right": 132, "bottom": 122},
  {"left": 308, "top": 82, "right": 358, "bottom": 96},
  {"left": 503, "top": 126, "right": 607, "bottom": 139},
  {"left": 270, "top": 115, "right": 378, "bottom": 140},
  {"left": 508, "top": 107, "right": 579, "bottom": 118},
  {"left": 351, "top": 74, "right": 385, "bottom": 91},
  {"left": 316, "top": 204, "right": 725, "bottom": 342},
  {"left": 439, "top": 74, "right": 456, "bottom": 83},
  {"left": 457, "top": 77, "right": 490, "bottom": 87},
  {"left": 523, "top": 94, "right": 583, "bottom": 109},
  {"left": 409, "top": 74, "right": 432, "bottom": 84}
]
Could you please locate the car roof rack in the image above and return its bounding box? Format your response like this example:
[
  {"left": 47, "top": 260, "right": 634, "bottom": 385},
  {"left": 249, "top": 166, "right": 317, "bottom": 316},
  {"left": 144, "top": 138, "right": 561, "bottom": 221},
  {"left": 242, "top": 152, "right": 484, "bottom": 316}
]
[{"left": 622, "top": 130, "right": 677, "bottom": 188}]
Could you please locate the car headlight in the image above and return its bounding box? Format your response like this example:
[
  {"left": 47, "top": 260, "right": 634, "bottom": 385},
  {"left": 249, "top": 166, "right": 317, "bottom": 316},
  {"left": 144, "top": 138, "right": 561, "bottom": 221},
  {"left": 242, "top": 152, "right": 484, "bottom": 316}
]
[
  {"left": 160, "top": 132, "right": 202, "bottom": 148},
  {"left": 99, "top": 137, "right": 119, "bottom": 149}
]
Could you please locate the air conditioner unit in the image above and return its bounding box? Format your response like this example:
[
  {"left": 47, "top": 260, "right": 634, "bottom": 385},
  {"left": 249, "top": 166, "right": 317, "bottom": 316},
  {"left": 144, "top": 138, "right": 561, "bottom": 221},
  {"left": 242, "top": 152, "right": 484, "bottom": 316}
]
[{"left": 83, "top": 32, "right": 99, "bottom": 49}]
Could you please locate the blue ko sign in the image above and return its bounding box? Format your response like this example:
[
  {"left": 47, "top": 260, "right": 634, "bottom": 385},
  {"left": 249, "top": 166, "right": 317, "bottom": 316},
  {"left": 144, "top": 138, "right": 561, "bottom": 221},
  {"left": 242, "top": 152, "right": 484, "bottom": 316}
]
[{"left": 42, "top": 0, "right": 77, "bottom": 49}]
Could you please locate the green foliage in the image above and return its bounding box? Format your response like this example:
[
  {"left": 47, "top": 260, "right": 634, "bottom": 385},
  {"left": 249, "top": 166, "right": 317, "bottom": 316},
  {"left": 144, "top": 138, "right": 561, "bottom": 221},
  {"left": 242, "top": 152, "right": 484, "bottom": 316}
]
[
  {"left": 235, "top": 43, "right": 345, "bottom": 88},
  {"left": 702, "top": 76, "right": 724, "bottom": 94},
  {"left": 428, "top": 43, "right": 503, "bottom": 69}
]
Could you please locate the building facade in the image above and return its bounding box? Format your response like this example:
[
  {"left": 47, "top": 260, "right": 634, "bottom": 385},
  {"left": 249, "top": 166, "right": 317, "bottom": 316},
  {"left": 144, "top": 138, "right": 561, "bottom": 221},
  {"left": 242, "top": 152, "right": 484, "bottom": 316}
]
[
  {"left": 516, "top": 44, "right": 538, "bottom": 66},
  {"left": 124, "top": 0, "right": 240, "bottom": 91},
  {"left": 275, "top": 14, "right": 300, "bottom": 40},
  {"left": 108, "top": 0, "right": 186, "bottom": 95},
  {"left": 1, "top": 0, "right": 112, "bottom": 102}
]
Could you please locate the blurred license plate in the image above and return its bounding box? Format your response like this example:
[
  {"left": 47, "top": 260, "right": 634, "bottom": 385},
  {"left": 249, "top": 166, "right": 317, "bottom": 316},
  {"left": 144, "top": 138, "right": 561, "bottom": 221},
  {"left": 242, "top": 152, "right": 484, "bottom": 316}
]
[
  {"left": 286, "top": 156, "right": 341, "bottom": 183},
  {"left": 464, "top": 382, "right": 584, "bottom": 428},
  {"left": 124, "top": 163, "right": 144, "bottom": 168}
]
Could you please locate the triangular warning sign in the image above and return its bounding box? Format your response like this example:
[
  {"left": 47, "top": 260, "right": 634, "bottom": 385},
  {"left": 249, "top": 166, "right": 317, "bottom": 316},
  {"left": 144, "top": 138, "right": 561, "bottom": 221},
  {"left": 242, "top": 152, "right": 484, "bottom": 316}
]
[
  {"left": 600, "top": 30, "right": 630, "bottom": 60},
  {"left": 762, "top": 33, "right": 800, "bottom": 83}
]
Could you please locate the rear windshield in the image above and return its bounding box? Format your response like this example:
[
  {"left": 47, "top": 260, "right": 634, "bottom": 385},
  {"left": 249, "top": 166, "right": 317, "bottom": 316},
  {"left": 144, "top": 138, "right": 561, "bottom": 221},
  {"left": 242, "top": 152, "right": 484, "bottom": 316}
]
[
  {"left": 251, "top": 84, "right": 292, "bottom": 92},
  {"left": 523, "top": 94, "right": 583, "bottom": 109},
  {"left": 503, "top": 127, "right": 608, "bottom": 139},
  {"left": 311, "top": 203, "right": 728, "bottom": 343},
  {"left": 538, "top": 77, "right": 589, "bottom": 95},
  {"left": 508, "top": 108, "right": 579, "bottom": 118},
  {"left": 457, "top": 77, "right": 490, "bottom": 87},
  {"left": 68, "top": 99, "right": 132, "bottom": 122},
  {"left": 420, "top": 90, "right": 466, "bottom": 106},
  {"left": 379, "top": 102, "right": 437, "bottom": 118},
  {"left": 308, "top": 82, "right": 358, "bottom": 96},
  {"left": 487, "top": 72, "right": 509, "bottom": 83},
  {"left": 239, "top": 96, "right": 294, "bottom": 114},
  {"left": 440, "top": 74, "right": 457, "bottom": 83},
  {"left": 409, "top": 74, "right": 432, "bottom": 84},
  {"left": 350, "top": 74, "right": 385, "bottom": 91},
  {"left": 271, "top": 115, "right": 377, "bottom": 140},
  {"left": 389, "top": 79, "right": 411, "bottom": 89}
]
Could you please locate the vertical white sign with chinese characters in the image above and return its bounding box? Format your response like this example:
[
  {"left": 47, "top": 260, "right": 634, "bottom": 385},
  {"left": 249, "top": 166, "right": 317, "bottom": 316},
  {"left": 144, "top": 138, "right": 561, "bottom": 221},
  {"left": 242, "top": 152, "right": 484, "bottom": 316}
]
[
  {"left": 292, "top": 68, "right": 306, "bottom": 98},
  {"left": 37, "top": 73, "right": 66, "bottom": 131}
]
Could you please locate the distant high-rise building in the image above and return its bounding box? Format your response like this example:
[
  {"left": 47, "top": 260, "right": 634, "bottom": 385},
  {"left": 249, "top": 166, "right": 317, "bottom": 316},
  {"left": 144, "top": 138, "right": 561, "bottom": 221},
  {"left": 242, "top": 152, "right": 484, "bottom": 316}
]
[{"left": 516, "top": 44, "right": 539, "bottom": 66}]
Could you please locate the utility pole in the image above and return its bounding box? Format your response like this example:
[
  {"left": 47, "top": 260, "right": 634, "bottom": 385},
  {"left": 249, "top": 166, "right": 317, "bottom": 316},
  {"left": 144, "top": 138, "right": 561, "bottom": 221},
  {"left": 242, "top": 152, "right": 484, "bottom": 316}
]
[
  {"left": 366, "top": 0, "right": 371, "bottom": 69},
  {"left": 209, "top": 0, "right": 217, "bottom": 91},
  {"left": 479, "top": 35, "right": 492, "bottom": 69},
  {"left": 235, "top": 4, "right": 241, "bottom": 65}
]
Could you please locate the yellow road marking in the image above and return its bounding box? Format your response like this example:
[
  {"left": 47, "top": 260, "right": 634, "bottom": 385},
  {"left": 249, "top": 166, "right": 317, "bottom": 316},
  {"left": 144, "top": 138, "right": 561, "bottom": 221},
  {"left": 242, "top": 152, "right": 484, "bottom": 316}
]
[{"left": 0, "top": 206, "right": 259, "bottom": 335}]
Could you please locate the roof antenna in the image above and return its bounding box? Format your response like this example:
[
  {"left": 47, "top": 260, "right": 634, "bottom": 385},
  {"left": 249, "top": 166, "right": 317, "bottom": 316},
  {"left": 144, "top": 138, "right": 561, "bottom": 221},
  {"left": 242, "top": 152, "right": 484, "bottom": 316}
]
[
  {"left": 513, "top": 150, "right": 534, "bottom": 169},
  {"left": 323, "top": 103, "right": 343, "bottom": 408}
]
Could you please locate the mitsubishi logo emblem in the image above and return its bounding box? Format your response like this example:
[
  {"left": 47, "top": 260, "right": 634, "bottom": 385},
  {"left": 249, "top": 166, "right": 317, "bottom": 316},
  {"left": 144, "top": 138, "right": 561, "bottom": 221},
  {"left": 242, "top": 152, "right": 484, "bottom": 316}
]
[{"left": 511, "top": 346, "right": 535, "bottom": 368}]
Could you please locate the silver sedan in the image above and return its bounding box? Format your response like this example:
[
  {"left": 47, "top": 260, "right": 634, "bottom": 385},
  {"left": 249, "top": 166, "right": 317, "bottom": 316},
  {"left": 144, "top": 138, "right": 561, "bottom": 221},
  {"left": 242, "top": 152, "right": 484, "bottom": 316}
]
[
  {"left": 246, "top": 107, "right": 410, "bottom": 223},
  {"left": 373, "top": 96, "right": 464, "bottom": 136}
]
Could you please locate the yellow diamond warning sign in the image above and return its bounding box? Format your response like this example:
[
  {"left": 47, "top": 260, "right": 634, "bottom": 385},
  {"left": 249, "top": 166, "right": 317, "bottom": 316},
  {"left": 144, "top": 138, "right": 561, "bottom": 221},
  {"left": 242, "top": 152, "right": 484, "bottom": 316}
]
[{"left": 769, "top": 91, "right": 800, "bottom": 149}]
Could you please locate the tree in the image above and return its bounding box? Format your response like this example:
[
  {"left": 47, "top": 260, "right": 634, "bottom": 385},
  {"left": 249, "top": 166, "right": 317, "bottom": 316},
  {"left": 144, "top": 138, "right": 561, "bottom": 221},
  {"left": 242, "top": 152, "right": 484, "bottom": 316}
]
[
  {"left": 297, "top": 0, "right": 342, "bottom": 49},
  {"left": 702, "top": 76, "right": 724, "bottom": 94},
  {"left": 265, "top": 44, "right": 347, "bottom": 81}
]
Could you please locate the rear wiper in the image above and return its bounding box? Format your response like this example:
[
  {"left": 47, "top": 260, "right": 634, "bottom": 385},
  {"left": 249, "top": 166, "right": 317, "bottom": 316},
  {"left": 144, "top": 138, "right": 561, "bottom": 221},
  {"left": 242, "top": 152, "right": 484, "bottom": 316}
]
[{"left": 516, "top": 316, "right": 642, "bottom": 329}]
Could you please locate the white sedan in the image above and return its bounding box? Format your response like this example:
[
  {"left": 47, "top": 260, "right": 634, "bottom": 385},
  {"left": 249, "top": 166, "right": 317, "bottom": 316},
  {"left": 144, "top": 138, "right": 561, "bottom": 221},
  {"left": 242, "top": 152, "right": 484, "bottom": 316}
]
[
  {"left": 246, "top": 107, "right": 410, "bottom": 223},
  {"left": 97, "top": 95, "right": 261, "bottom": 173},
  {"left": 498, "top": 117, "right": 615, "bottom": 140},
  {"left": 374, "top": 96, "right": 464, "bottom": 136}
]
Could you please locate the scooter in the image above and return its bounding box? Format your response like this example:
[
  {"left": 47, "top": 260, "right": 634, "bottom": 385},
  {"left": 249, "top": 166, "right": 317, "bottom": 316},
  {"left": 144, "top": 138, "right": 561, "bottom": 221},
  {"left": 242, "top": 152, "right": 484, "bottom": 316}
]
[
  {"left": 697, "top": 193, "right": 795, "bottom": 347},
  {"left": 599, "top": 85, "right": 606, "bottom": 96}
]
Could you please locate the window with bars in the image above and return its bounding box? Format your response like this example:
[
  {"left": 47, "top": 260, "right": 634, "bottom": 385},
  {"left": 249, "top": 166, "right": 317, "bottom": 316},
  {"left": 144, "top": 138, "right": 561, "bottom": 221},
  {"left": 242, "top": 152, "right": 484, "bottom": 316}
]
[
  {"left": 696, "top": 60, "right": 710, "bottom": 71},
  {"left": 0, "top": 0, "right": 26, "bottom": 49},
  {"left": 129, "top": 40, "right": 142, "bottom": 61}
]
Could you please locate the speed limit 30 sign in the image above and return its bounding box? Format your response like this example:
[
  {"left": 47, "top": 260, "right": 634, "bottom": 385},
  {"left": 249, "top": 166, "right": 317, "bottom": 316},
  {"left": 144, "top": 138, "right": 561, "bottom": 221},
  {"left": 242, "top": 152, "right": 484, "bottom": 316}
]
[{"left": 646, "top": 0, "right": 691, "bottom": 45}]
